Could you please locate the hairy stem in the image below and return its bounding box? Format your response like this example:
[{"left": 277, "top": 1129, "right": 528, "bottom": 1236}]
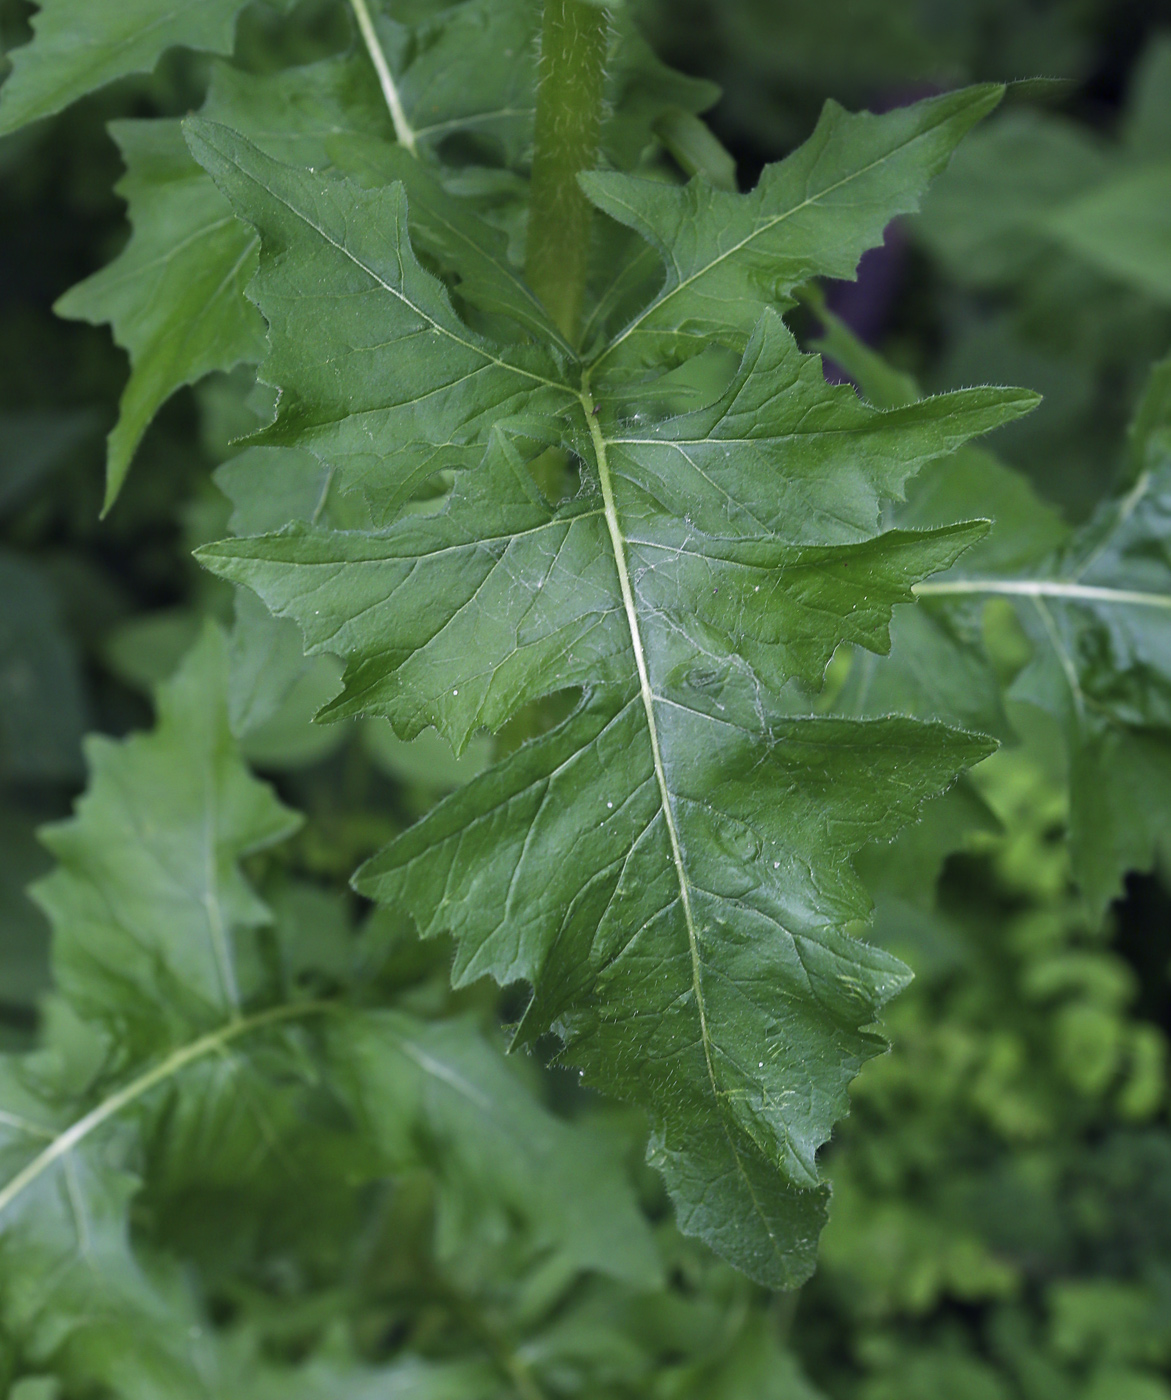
[{"left": 525, "top": 0, "right": 611, "bottom": 345}]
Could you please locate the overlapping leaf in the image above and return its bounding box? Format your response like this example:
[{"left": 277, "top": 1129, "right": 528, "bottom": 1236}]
[
  {"left": 191, "top": 80, "right": 1038, "bottom": 1284},
  {"left": 0, "top": 627, "right": 301, "bottom": 1371},
  {"left": 821, "top": 314, "right": 1171, "bottom": 911},
  {"left": 0, "top": 623, "right": 663, "bottom": 1386}
]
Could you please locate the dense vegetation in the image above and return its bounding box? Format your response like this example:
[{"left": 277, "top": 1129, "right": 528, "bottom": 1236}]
[{"left": 0, "top": 1, "right": 1168, "bottom": 1396}]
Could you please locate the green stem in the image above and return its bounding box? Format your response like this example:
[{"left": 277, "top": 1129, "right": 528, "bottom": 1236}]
[
  {"left": 525, "top": 0, "right": 611, "bottom": 345},
  {"left": 349, "top": 0, "right": 417, "bottom": 155}
]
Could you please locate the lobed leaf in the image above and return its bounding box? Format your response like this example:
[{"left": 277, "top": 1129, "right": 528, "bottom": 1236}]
[
  {"left": 581, "top": 84, "right": 1004, "bottom": 373},
  {"left": 0, "top": 627, "right": 303, "bottom": 1374},
  {"left": 56, "top": 121, "right": 267, "bottom": 511},
  {"left": 193, "top": 80, "right": 1034, "bottom": 1281}
]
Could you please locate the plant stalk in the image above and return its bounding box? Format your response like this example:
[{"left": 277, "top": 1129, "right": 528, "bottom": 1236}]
[
  {"left": 525, "top": 0, "right": 611, "bottom": 346},
  {"left": 350, "top": 0, "right": 417, "bottom": 154}
]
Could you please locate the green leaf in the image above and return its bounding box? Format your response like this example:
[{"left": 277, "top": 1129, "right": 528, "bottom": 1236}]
[
  {"left": 201, "top": 313, "right": 1032, "bottom": 746},
  {"left": 581, "top": 85, "right": 1004, "bottom": 373},
  {"left": 189, "top": 61, "right": 1035, "bottom": 1281},
  {"left": 32, "top": 623, "right": 301, "bottom": 1048},
  {"left": 55, "top": 121, "right": 266, "bottom": 512},
  {"left": 355, "top": 691, "right": 988, "bottom": 1290},
  {"left": 200, "top": 328, "right": 1024, "bottom": 1290},
  {"left": 0, "top": 626, "right": 323, "bottom": 1378},
  {"left": 912, "top": 458, "right": 1171, "bottom": 910},
  {"left": 0, "top": 0, "right": 291, "bottom": 137},
  {"left": 329, "top": 1009, "right": 662, "bottom": 1285}
]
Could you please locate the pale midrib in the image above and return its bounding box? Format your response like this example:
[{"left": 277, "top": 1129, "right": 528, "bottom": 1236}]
[
  {"left": 583, "top": 387, "right": 708, "bottom": 1049},
  {"left": 913, "top": 578, "right": 1171, "bottom": 610},
  {"left": 582, "top": 382, "right": 782, "bottom": 1255},
  {"left": 349, "top": 0, "right": 417, "bottom": 156},
  {"left": 592, "top": 104, "right": 969, "bottom": 372},
  {"left": 0, "top": 1002, "right": 330, "bottom": 1221}
]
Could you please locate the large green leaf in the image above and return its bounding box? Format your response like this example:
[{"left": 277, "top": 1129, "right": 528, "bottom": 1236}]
[
  {"left": 202, "top": 314, "right": 1029, "bottom": 744},
  {"left": 192, "top": 79, "right": 1035, "bottom": 1283},
  {"left": 0, "top": 0, "right": 291, "bottom": 136}
]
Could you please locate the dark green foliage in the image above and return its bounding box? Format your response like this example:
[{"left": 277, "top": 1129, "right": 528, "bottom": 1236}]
[{"left": 0, "top": 1, "right": 1167, "bottom": 1397}]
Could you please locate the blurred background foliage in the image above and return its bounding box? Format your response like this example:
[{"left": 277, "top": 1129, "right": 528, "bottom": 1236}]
[{"left": 0, "top": 0, "right": 1169, "bottom": 1397}]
